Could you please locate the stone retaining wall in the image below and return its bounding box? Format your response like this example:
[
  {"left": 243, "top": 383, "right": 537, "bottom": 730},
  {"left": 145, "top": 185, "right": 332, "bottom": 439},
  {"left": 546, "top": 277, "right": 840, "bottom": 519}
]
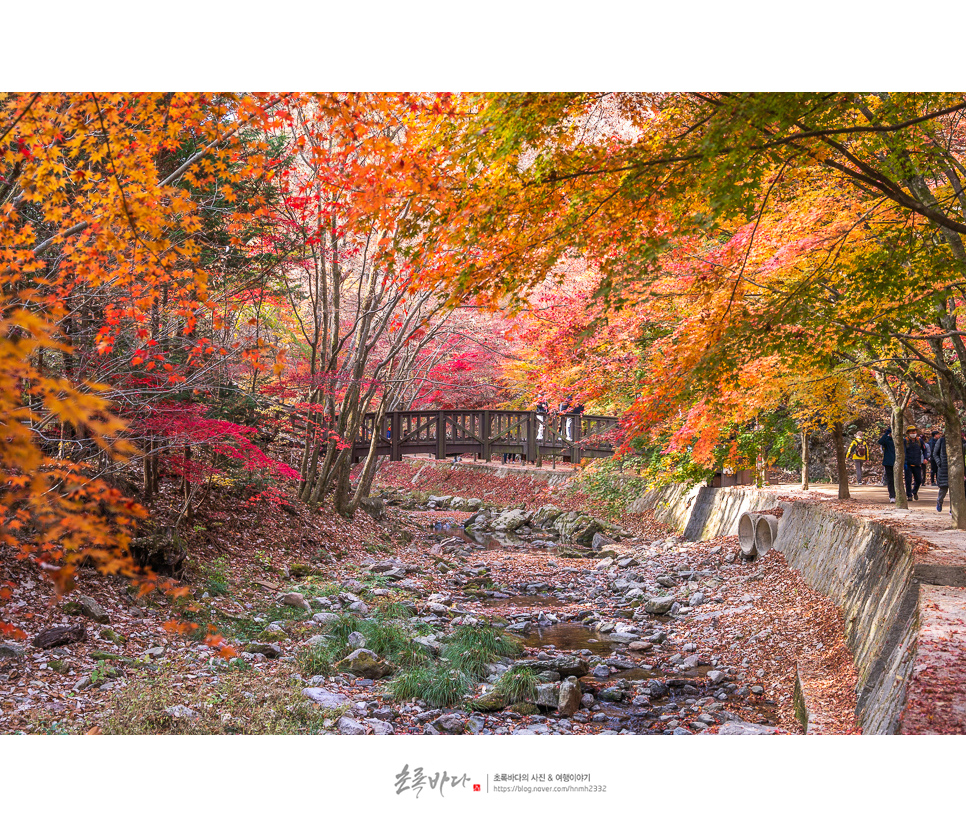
[{"left": 633, "top": 485, "right": 918, "bottom": 734}]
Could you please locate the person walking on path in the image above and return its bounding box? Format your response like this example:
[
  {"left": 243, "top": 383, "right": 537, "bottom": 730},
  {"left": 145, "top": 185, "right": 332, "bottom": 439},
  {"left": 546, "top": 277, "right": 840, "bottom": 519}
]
[
  {"left": 933, "top": 433, "right": 950, "bottom": 512},
  {"left": 878, "top": 427, "right": 896, "bottom": 502},
  {"left": 919, "top": 434, "right": 932, "bottom": 483},
  {"left": 904, "top": 426, "right": 924, "bottom": 501},
  {"left": 929, "top": 431, "right": 941, "bottom": 485},
  {"left": 847, "top": 432, "right": 870, "bottom": 483}
]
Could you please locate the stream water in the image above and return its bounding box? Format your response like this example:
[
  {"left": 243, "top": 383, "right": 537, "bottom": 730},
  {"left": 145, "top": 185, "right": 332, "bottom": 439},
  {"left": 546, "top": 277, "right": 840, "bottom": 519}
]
[{"left": 424, "top": 513, "right": 782, "bottom": 733}]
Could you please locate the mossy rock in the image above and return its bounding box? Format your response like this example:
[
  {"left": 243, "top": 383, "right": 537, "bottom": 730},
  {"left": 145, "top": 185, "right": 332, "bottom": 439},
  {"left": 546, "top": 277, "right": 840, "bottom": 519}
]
[
  {"left": 507, "top": 701, "right": 540, "bottom": 716},
  {"left": 290, "top": 563, "right": 322, "bottom": 578},
  {"left": 49, "top": 659, "right": 72, "bottom": 674},
  {"left": 468, "top": 690, "right": 506, "bottom": 712},
  {"left": 91, "top": 650, "right": 124, "bottom": 662}
]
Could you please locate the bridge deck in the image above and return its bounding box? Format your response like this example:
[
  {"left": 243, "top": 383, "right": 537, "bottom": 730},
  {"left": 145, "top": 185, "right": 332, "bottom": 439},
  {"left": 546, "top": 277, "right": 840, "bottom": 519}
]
[{"left": 351, "top": 409, "right": 619, "bottom": 464}]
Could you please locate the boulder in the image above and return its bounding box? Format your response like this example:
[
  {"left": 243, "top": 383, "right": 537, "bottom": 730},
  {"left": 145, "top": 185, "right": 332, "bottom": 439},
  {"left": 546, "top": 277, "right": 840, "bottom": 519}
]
[
  {"left": 557, "top": 677, "right": 582, "bottom": 717},
  {"left": 358, "top": 497, "right": 386, "bottom": 521},
  {"left": 0, "top": 643, "right": 24, "bottom": 659},
  {"left": 533, "top": 682, "right": 561, "bottom": 708},
  {"left": 644, "top": 597, "right": 675, "bottom": 615},
  {"left": 302, "top": 688, "right": 350, "bottom": 709},
  {"left": 465, "top": 498, "right": 484, "bottom": 512},
  {"left": 592, "top": 531, "right": 617, "bottom": 551},
  {"left": 429, "top": 713, "right": 468, "bottom": 734},
  {"left": 367, "top": 718, "right": 394, "bottom": 735},
  {"left": 493, "top": 508, "right": 531, "bottom": 533},
  {"left": 64, "top": 595, "right": 110, "bottom": 624},
  {"left": 427, "top": 495, "right": 452, "bottom": 508},
  {"left": 337, "top": 716, "right": 368, "bottom": 735},
  {"left": 280, "top": 592, "right": 311, "bottom": 612},
  {"left": 553, "top": 512, "right": 603, "bottom": 546},
  {"left": 335, "top": 648, "right": 393, "bottom": 679},
  {"left": 531, "top": 505, "right": 564, "bottom": 528},
  {"left": 99, "top": 628, "right": 128, "bottom": 645},
  {"left": 470, "top": 689, "right": 506, "bottom": 712},
  {"left": 243, "top": 642, "right": 281, "bottom": 658},
  {"left": 513, "top": 655, "right": 590, "bottom": 678},
  {"left": 312, "top": 612, "right": 340, "bottom": 626}
]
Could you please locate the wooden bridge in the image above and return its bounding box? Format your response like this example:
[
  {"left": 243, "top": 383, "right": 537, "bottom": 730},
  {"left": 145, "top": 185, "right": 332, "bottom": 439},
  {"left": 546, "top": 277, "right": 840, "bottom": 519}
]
[{"left": 352, "top": 410, "right": 620, "bottom": 465}]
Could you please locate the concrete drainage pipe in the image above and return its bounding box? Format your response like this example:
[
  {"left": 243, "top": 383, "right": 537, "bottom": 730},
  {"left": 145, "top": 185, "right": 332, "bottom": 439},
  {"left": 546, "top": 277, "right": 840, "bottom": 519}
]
[
  {"left": 737, "top": 512, "right": 763, "bottom": 557},
  {"left": 754, "top": 514, "right": 780, "bottom": 555}
]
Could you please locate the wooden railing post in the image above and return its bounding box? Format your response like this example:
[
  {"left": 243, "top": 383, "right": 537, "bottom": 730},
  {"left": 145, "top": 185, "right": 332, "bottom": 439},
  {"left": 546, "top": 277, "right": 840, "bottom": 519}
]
[
  {"left": 390, "top": 412, "right": 401, "bottom": 461},
  {"left": 526, "top": 410, "right": 537, "bottom": 463},
  {"left": 482, "top": 410, "right": 491, "bottom": 461},
  {"left": 573, "top": 413, "right": 583, "bottom": 465},
  {"left": 436, "top": 410, "right": 446, "bottom": 460}
]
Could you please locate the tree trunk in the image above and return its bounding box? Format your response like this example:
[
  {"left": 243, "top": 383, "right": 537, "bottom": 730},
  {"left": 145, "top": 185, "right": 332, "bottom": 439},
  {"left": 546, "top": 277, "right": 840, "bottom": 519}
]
[
  {"left": 832, "top": 422, "right": 850, "bottom": 499},
  {"left": 937, "top": 379, "right": 966, "bottom": 529},
  {"left": 892, "top": 407, "right": 908, "bottom": 510},
  {"left": 801, "top": 430, "right": 809, "bottom": 491}
]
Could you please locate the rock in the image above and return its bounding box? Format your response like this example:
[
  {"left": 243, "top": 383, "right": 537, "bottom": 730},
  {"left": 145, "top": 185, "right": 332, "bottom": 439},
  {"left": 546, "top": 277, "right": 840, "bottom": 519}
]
[
  {"left": 367, "top": 718, "right": 394, "bottom": 735},
  {"left": 514, "top": 655, "right": 590, "bottom": 678},
  {"left": 33, "top": 624, "right": 85, "bottom": 649},
  {"left": 647, "top": 680, "right": 669, "bottom": 699},
  {"left": 599, "top": 687, "right": 623, "bottom": 702},
  {"left": 644, "top": 597, "right": 675, "bottom": 615},
  {"left": 337, "top": 716, "right": 368, "bottom": 735},
  {"left": 243, "top": 642, "right": 281, "bottom": 658},
  {"left": 534, "top": 682, "right": 561, "bottom": 708},
  {"left": 628, "top": 641, "right": 652, "bottom": 652},
  {"left": 165, "top": 705, "right": 200, "bottom": 720},
  {"left": 594, "top": 557, "right": 615, "bottom": 571},
  {"left": 303, "top": 635, "right": 328, "bottom": 648},
  {"left": 750, "top": 685, "right": 764, "bottom": 695},
  {"left": 358, "top": 497, "right": 386, "bottom": 521},
  {"left": 312, "top": 612, "right": 340, "bottom": 626},
  {"left": 412, "top": 635, "right": 442, "bottom": 655},
  {"left": 508, "top": 702, "right": 540, "bottom": 716},
  {"left": 558, "top": 677, "right": 582, "bottom": 716},
  {"left": 471, "top": 689, "right": 506, "bottom": 712},
  {"left": 680, "top": 654, "right": 700, "bottom": 670},
  {"left": 430, "top": 713, "right": 468, "bottom": 734},
  {"left": 303, "top": 688, "right": 350, "bottom": 709},
  {"left": 347, "top": 631, "right": 366, "bottom": 650},
  {"left": 64, "top": 595, "right": 110, "bottom": 624},
  {"left": 718, "top": 720, "right": 780, "bottom": 735},
  {"left": 531, "top": 505, "right": 564, "bottom": 527},
  {"left": 688, "top": 592, "right": 706, "bottom": 607},
  {"left": 591, "top": 664, "right": 610, "bottom": 678},
  {"left": 427, "top": 495, "right": 452, "bottom": 508},
  {"left": 347, "top": 601, "right": 370, "bottom": 616},
  {"left": 707, "top": 670, "right": 727, "bottom": 685},
  {"left": 335, "top": 649, "right": 393, "bottom": 679},
  {"left": 592, "top": 531, "right": 617, "bottom": 551},
  {"left": 0, "top": 643, "right": 25, "bottom": 659},
  {"left": 280, "top": 592, "right": 311, "bottom": 612},
  {"left": 553, "top": 512, "right": 603, "bottom": 546},
  {"left": 493, "top": 508, "right": 531, "bottom": 533},
  {"left": 99, "top": 628, "right": 128, "bottom": 645}
]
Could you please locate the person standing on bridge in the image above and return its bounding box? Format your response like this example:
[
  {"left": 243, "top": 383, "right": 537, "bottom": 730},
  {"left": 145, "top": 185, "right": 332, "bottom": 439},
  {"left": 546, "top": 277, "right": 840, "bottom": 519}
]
[
  {"left": 904, "top": 426, "right": 924, "bottom": 501},
  {"left": 535, "top": 393, "right": 549, "bottom": 441},
  {"left": 846, "top": 432, "right": 869, "bottom": 484},
  {"left": 878, "top": 427, "right": 896, "bottom": 502}
]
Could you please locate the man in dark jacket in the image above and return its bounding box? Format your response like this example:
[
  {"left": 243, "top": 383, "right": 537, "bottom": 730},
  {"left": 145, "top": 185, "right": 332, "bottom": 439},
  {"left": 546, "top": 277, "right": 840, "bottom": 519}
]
[
  {"left": 878, "top": 428, "right": 896, "bottom": 502},
  {"left": 933, "top": 434, "right": 950, "bottom": 512},
  {"left": 929, "top": 431, "right": 941, "bottom": 485},
  {"left": 904, "top": 426, "right": 924, "bottom": 501}
]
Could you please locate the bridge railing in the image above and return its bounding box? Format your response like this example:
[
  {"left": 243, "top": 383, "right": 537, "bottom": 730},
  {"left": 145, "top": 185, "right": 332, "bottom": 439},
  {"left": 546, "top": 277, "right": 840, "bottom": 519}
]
[{"left": 353, "top": 409, "right": 620, "bottom": 464}]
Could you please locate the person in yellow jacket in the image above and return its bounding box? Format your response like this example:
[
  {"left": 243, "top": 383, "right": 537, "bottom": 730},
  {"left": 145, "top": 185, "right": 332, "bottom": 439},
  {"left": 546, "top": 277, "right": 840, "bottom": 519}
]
[{"left": 846, "top": 432, "right": 870, "bottom": 483}]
